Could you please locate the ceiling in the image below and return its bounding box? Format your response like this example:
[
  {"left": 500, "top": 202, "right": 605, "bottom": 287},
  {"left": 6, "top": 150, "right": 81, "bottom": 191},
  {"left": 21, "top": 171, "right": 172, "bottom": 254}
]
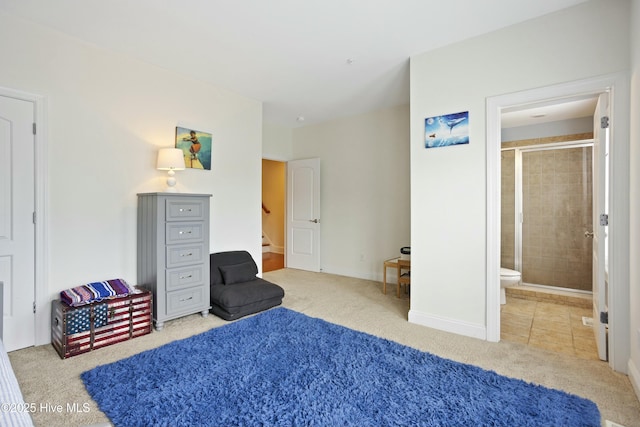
[
  {"left": 0, "top": 0, "right": 588, "bottom": 128},
  {"left": 501, "top": 96, "right": 598, "bottom": 129}
]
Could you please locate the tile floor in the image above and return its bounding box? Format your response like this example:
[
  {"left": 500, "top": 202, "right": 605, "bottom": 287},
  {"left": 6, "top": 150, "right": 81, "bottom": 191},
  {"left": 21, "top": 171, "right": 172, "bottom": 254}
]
[{"left": 500, "top": 293, "right": 600, "bottom": 360}]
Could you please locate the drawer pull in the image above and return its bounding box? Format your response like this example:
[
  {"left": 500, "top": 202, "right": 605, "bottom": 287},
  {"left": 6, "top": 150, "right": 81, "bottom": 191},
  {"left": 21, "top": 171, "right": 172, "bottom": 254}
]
[
  {"left": 179, "top": 208, "right": 192, "bottom": 212},
  {"left": 179, "top": 274, "right": 193, "bottom": 280},
  {"left": 180, "top": 296, "right": 194, "bottom": 302},
  {"left": 178, "top": 230, "right": 193, "bottom": 235},
  {"left": 180, "top": 252, "right": 193, "bottom": 257}
]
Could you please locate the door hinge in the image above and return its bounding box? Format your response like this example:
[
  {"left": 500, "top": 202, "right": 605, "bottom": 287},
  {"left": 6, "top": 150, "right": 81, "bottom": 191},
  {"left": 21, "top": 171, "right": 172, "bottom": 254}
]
[
  {"left": 600, "top": 311, "right": 608, "bottom": 325},
  {"left": 600, "top": 116, "right": 609, "bottom": 129},
  {"left": 600, "top": 213, "right": 609, "bottom": 226},
  {"left": 32, "top": 122, "right": 36, "bottom": 135},
  {"left": 33, "top": 301, "right": 36, "bottom": 314}
]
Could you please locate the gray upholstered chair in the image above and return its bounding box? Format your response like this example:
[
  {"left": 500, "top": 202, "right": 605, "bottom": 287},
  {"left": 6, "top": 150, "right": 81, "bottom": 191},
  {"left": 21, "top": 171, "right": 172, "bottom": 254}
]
[{"left": 209, "top": 250, "right": 284, "bottom": 320}]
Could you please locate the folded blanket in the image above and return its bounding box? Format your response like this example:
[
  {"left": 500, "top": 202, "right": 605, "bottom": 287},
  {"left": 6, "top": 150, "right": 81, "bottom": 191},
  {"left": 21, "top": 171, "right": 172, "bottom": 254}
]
[{"left": 60, "top": 279, "right": 137, "bottom": 307}]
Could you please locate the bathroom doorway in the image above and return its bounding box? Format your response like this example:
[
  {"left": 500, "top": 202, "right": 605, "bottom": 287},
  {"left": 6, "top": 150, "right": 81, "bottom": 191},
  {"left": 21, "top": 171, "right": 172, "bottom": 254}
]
[
  {"left": 487, "top": 74, "right": 631, "bottom": 373},
  {"left": 499, "top": 112, "right": 599, "bottom": 359}
]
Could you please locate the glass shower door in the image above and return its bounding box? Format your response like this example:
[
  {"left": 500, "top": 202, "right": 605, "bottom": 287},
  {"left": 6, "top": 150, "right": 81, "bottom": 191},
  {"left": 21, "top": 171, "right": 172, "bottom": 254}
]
[{"left": 519, "top": 145, "right": 593, "bottom": 292}]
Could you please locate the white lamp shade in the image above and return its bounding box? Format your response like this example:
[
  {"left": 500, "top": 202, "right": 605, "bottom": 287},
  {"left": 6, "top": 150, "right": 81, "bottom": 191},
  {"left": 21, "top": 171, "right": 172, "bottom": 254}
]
[{"left": 157, "top": 148, "right": 185, "bottom": 170}]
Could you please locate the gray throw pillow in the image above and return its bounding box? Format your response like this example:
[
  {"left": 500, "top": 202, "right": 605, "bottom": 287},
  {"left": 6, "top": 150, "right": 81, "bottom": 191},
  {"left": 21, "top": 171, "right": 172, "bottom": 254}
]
[{"left": 219, "top": 261, "right": 257, "bottom": 285}]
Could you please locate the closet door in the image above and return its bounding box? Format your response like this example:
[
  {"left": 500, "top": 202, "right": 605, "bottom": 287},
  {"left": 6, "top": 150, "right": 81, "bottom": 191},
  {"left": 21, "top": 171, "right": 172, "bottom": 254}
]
[{"left": 0, "top": 95, "right": 36, "bottom": 351}]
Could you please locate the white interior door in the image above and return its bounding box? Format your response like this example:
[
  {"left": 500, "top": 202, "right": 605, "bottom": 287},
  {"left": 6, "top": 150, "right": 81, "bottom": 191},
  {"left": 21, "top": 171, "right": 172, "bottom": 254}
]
[
  {"left": 592, "top": 92, "right": 609, "bottom": 361},
  {"left": 286, "top": 158, "right": 321, "bottom": 272},
  {"left": 0, "top": 95, "right": 36, "bottom": 352}
]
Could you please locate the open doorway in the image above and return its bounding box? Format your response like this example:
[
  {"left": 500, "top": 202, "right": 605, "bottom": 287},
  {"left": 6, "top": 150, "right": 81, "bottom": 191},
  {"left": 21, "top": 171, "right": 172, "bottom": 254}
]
[
  {"left": 498, "top": 97, "right": 600, "bottom": 360},
  {"left": 486, "top": 73, "right": 630, "bottom": 373},
  {"left": 262, "top": 159, "right": 286, "bottom": 272}
]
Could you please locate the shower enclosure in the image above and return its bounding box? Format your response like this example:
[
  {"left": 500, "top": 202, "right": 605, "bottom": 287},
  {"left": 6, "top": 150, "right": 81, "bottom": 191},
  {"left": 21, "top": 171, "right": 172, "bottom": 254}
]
[{"left": 501, "top": 140, "right": 593, "bottom": 293}]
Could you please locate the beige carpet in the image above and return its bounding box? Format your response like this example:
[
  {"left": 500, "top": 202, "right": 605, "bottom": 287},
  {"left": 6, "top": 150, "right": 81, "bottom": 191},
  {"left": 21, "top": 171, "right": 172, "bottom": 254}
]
[{"left": 8, "top": 268, "right": 640, "bottom": 427}]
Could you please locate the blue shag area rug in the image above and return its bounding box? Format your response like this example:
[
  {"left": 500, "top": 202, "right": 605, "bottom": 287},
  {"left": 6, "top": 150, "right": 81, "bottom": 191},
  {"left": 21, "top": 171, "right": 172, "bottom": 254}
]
[{"left": 81, "top": 307, "right": 600, "bottom": 427}]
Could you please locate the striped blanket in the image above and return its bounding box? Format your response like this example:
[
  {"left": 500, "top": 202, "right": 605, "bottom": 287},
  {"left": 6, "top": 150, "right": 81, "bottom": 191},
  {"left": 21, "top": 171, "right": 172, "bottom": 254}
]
[{"left": 60, "top": 279, "right": 136, "bottom": 307}]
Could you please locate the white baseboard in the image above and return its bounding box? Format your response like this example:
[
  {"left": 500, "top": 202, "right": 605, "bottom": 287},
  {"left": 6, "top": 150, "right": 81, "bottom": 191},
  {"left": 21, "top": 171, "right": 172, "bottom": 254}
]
[
  {"left": 319, "top": 265, "right": 384, "bottom": 283},
  {"left": 320, "top": 263, "right": 402, "bottom": 283},
  {"left": 628, "top": 359, "right": 640, "bottom": 403},
  {"left": 408, "top": 309, "right": 487, "bottom": 340}
]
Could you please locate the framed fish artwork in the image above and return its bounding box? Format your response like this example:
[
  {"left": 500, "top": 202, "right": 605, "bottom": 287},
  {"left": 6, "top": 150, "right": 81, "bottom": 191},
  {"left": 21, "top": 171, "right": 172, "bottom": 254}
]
[{"left": 424, "top": 111, "right": 469, "bottom": 149}]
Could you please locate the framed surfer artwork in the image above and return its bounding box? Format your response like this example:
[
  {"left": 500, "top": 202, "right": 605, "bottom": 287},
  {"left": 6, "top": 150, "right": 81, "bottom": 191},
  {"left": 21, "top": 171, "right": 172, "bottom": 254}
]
[
  {"left": 175, "top": 126, "right": 212, "bottom": 170},
  {"left": 424, "top": 111, "right": 469, "bottom": 149}
]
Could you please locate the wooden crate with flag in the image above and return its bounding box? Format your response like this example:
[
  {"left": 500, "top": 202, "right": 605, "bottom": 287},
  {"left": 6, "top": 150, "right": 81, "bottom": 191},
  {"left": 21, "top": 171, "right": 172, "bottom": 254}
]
[{"left": 51, "top": 288, "right": 152, "bottom": 359}]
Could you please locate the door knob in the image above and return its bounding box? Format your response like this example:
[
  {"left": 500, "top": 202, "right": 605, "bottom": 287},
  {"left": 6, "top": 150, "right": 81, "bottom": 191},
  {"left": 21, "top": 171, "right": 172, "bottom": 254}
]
[
  {"left": 309, "top": 219, "right": 319, "bottom": 223},
  {"left": 584, "top": 231, "right": 594, "bottom": 238}
]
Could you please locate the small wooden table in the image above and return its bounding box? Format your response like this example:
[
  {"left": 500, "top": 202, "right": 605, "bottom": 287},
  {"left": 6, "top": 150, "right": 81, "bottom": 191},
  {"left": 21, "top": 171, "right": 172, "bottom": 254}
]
[{"left": 383, "top": 257, "right": 410, "bottom": 296}]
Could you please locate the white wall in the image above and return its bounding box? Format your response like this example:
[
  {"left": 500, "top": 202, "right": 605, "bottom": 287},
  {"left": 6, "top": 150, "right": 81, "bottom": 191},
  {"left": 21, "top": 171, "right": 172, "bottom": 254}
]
[
  {"left": 263, "top": 122, "right": 293, "bottom": 161},
  {"left": 0, "top": 11, "right": 263, "bottom": 344},
  {"left": 409, "top": 1, "right": 630, "bottom": 336},
  {"left": 291, "top": 104, "right": 410, "bottom": 280},
  {"left": 501, "top": 117, "right": 593, "bottom": 142},
  {"left": 628, "top": 0, "right": 640, "bottom": 400}
]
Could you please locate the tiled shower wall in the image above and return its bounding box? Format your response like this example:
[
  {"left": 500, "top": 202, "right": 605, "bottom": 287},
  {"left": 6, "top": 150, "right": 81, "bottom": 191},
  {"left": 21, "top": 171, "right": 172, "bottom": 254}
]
[
  {"left": 501, "top": 150, "right": 516, "bottom": 270},
  {"left": 501, "top": 133, "right": 594, "bottom": 292}
]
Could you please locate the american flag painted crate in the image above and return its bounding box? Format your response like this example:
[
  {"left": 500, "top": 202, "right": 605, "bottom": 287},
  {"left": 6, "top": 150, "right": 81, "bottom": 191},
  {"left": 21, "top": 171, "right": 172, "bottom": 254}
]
[{"left": 51, "top": 288, "right": 152, "bottom": 359}]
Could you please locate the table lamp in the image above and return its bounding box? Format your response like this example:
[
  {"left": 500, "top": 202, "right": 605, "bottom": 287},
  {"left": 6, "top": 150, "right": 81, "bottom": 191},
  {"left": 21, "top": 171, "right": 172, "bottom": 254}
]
[{"left": 157, "top": 148, "right": 185, "bottom": 192}]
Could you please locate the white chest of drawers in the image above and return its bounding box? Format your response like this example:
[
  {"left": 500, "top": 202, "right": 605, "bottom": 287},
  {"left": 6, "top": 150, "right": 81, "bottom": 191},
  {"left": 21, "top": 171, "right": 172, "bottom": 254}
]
[{"left": 137, "top": 193, "right": 212, "bottom": 330}]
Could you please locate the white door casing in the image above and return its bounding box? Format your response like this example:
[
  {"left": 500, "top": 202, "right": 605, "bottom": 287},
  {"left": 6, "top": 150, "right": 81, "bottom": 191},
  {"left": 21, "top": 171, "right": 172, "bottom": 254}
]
[
  {"left": 286, "top": 158, "right": 321, "bottom": 272},
  {"left": 487, "top": 73, "right": 630, "bottom": 373},
  {"left": 592, "top": 92, "right": 609, "bottom": 361},
  {"left": 0, "top": 95, "right": 36, "bottom": 352}
]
